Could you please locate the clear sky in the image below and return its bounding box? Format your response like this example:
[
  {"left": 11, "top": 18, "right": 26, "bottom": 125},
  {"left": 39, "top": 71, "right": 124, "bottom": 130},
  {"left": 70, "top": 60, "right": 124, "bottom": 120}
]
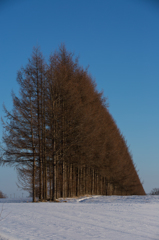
[{"left": 0, "top": 0, "right": 159, "bottom": 197}]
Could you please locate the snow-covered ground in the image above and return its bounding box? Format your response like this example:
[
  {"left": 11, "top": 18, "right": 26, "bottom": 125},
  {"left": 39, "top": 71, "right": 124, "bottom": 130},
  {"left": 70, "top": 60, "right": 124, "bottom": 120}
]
[{"left": 0, "top": 195, "right": 159, "bottom": 240}]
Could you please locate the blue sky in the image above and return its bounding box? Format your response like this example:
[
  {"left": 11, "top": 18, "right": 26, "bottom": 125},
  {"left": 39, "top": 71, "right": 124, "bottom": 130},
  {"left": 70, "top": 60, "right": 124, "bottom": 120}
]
[{"left": 0, "top": 0, "right": 159, "bottom": 197}]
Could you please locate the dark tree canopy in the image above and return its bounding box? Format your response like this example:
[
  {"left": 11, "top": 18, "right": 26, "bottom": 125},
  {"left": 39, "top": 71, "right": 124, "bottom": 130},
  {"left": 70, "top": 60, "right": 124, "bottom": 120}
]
[{"left": 0, "top": 45, "right": 145, "bottom": 201}]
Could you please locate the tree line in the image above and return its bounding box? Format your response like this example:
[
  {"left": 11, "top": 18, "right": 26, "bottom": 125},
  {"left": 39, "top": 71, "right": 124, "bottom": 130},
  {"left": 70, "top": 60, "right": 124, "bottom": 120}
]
[
  {"left": 0, "top": 45, "right": 145, "bottom": 202},
  {"left": 150, "top": 188, "right": 159, "bottom": 195}
]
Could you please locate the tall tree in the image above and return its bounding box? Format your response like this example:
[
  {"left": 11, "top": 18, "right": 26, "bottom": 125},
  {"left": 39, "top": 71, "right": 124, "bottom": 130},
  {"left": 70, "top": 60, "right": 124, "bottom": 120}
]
[{"left": 1, "top": 47, "right": 46, "bottom": 202}]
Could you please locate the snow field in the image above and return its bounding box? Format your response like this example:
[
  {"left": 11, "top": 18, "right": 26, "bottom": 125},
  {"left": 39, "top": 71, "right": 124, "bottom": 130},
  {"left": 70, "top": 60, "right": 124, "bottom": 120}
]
[{"left": 0, "top": 195, "right": 159, "bottom": 240}]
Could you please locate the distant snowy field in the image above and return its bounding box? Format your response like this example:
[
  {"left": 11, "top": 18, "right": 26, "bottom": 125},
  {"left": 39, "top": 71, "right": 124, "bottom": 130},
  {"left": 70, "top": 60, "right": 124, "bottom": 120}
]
[{"left": 0, "top": 195, "right": 159, "bottom": 240}]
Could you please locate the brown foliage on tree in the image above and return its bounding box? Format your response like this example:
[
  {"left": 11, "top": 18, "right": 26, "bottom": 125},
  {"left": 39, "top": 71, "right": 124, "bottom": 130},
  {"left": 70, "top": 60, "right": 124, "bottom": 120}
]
[
  {"left": 0, "top": 191, "right": 6, "bottom": 198},
  {"left": 0, "top": 45, "right": 145, "bottom": 202}
]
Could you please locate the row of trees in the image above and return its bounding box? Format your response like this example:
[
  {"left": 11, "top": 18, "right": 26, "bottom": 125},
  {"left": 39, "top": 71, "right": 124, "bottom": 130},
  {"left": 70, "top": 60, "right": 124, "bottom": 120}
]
[{"left": 0, "top": 46, "right": 145, "bottom": 202}]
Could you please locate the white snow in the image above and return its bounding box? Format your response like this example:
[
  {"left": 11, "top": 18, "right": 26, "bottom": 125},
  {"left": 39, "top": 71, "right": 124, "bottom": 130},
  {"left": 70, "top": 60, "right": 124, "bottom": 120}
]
[{"left": 0, "top": 195, "right": 159, "bottom": 240}]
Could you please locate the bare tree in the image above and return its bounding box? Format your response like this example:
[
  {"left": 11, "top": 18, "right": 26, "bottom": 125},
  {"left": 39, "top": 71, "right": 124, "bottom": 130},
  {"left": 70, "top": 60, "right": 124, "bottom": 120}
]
[{"left": 150, "top": 188, "right": 159, "bottom": 195}]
